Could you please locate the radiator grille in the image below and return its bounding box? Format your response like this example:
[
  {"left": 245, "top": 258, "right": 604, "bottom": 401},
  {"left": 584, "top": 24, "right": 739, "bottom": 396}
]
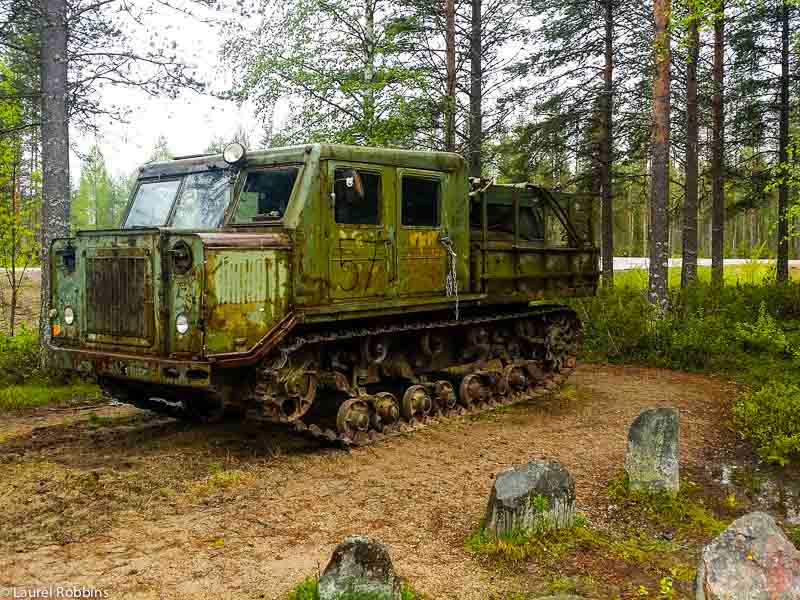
[{"left": 86, "top": 256, "right": 151, "bottom": 339}]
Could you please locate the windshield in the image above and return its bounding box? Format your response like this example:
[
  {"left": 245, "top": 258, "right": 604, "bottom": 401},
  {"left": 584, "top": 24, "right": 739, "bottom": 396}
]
[
  {"left": 123, "top": 170, "right": 230, "bottom": 229},
  {"left": 232, "top": 167, "right": 300, "bottom": 223},
  {"left": 124, "top": 179, "right": 181, "bottom": 228},
  {"left": 171, "top": 170, "right": 229, "bottom": 229}
]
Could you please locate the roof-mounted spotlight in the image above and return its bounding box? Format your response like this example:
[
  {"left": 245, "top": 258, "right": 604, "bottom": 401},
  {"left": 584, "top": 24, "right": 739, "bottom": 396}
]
[{"left": 222, "top": 142, "right": 246, "bottom": 165}]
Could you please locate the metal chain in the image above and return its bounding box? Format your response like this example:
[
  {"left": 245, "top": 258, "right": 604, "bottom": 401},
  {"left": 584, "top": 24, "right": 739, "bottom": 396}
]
[{"left": 439, "top": 235, "right": 459, "bottom": 320}]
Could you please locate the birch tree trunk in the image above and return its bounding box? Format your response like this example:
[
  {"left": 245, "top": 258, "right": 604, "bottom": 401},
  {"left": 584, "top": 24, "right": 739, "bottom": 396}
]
[
  {"left": 776, "top": 0, "right": 790, "bottom": 282},
  {"left": 711, "top": 3, "right": 725, "bottom": 288},
  {"left": 468, "top": 0, "right": 482, "bottom": 177},
  {"left": 39, "top": 0, "right": 71, "bottom": 363},
  {"left": 681, "top": 15, "right": 699, "bottom": 289},
  {"left": 649, "top": 0, "right": 670, "bottom": 311},
  {"left": 600, "top": 0, "right": 614, "bottom": 287}
]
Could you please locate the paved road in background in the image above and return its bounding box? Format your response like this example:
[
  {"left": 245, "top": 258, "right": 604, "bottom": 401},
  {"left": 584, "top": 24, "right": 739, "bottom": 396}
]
[{"left": 612, "top": 257, "right": 800, "bottom": 271}]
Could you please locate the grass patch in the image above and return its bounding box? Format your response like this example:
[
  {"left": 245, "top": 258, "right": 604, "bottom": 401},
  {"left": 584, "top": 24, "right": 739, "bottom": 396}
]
[
  {"left": 186, "top": 463, "right": 255, "bottom": 495},
  {"left": 608, "top": 475, "right": 727, "bottom": 538},
  {"left": 87, "top": 412, "right": 115, "bottom": 428},
  {"left": 285, "top": 576, "right": 421, "bottom": 600},
  {"left": 467, "top": 519, "right": 683, "bottom": 570},
  {"left": 0, "top": 379, "right": 101, "bottom": 411},
  {"left": 0, "top": 328, "right": 101, "bottom": 411}
]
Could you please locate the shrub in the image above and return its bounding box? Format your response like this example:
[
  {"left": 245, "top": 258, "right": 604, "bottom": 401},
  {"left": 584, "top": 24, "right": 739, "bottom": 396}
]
[
  {"left": 733, "top": 302, "right": 792, "bottom": 356},
  {"left": 0, "top": 326, "right": 40, "bottom": 384},
  {"left": 731, "top": 382, "right": 800, "bottom": 465},
  {"left": 572, "top": 280, "right": 800, "bottom": 386}
]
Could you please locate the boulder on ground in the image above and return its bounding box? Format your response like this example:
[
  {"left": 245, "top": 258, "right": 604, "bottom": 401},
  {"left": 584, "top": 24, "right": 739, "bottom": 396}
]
[
  {"left": 483, "top": 459, "right": 575, "bottom": 538},
  {"left": 624, "top": 407, "right": 680, "bottom": 494},
  {"left": 318, "top": 535, "right": 401, "bottom": 600},
  {"left": 695, "top": 511, "right": 800, "bottom": 600}
]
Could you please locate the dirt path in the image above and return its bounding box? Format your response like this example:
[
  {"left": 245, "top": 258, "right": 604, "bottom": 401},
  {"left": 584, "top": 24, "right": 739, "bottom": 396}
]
[{"left": 0, "top": 365, "right": 736, "bottom": 599}]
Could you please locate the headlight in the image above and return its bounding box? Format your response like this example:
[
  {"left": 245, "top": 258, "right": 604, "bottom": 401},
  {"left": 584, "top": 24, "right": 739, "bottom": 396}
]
[
  {"left": 176, "top": 314, "right": 189, "bottom": 335},
  {"left": 222, "top": 142, "right": 246, "bottom": 165},
  {"left": 64, "top": 306, "right": 75, "bottom": 325}
]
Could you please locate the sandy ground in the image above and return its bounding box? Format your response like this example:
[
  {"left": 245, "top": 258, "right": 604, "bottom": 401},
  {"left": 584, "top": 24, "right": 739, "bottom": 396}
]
[{"left": 0, "top": 364, "right": 736, "bottom": 599}]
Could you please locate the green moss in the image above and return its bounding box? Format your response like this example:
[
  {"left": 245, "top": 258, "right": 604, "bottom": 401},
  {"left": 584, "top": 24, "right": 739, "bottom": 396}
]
[
  {"left": 287, "top": 578, "right": 318, "bottom": 600},
  {"left": 284, "top": 577, "right": 422, "bottom": 600}
]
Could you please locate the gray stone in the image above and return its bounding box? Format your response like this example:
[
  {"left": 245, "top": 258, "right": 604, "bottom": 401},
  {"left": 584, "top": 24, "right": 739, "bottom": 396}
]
[
  {"left": 483, "top": 459, "right": 576, "bottom": 538},
  {"left": 624, "top": 407, "right": 680, "bottom": 494},
  {"left": 318, "top": 536, "right": 401, "bottom": 600},
  {"left": 695, "top": 512, "right": 800, "bottom": 600}
]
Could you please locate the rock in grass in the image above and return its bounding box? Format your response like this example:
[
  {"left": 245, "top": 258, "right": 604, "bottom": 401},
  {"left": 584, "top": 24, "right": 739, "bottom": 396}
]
[
  {"left": 695, "top": 512, "right": 800, "bottom": 599},
  {"left": 483, "top": 459, "right": 576, "bottom": 538},
  {"left": 318, "top": 536, "right": 401, "bottom": 600},
  {"left": 624, "top": 407, "right": 679, "bottom": 495}
]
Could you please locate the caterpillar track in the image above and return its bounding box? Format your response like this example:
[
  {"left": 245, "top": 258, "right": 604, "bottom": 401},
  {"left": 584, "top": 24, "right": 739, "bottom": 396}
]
[{"left": 240, "top": 306, "right": 582, "bottom": 447}]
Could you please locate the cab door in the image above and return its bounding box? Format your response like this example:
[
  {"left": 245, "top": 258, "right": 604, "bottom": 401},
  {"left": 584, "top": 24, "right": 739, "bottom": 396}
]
[
  {"left": 395, "top": 169, "right": 447, "bottom": 297},
  {"left": 325, "top": 161, "right": 396, "bottom": 302}
]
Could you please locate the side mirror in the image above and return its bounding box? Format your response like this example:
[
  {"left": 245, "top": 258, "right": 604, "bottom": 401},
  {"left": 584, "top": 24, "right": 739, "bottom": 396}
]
[{"left": 336, "top": 168, "right": 365, "bottom": 201}]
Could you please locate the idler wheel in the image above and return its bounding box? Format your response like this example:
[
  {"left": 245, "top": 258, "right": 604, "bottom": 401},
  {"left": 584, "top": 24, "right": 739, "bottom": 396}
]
[
  {"left": 371, "top": 392, "right": 400, "bottom": 429},
  {"left": 336, "top": 398, "right": 371, "bottom": 439},
  {"left": 402, "top": 385, "right": 433, "bottom": 420},
  {"left": 459, "top": 373, "right": 486, "bottom": 407},
  {"left": 433, "top": 380, "right": 456, "bottom": 412}
]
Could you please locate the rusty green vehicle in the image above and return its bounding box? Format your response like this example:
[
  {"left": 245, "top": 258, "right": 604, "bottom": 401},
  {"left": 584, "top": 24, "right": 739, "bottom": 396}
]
[{"left": 49, "top": 143, "right": 599, "bottom": 444}]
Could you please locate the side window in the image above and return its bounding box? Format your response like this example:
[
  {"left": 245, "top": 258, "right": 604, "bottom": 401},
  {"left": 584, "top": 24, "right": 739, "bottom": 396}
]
[
  {"left": 469, "top": 190, "right": 545, "bottom": 242},
  {"left": 334, "top": 168, "right": 381, "bottom": 225},
  {"left": 402, "top": 176, "right": 440, "bottom": 227},
  {"left": 234, "top": 166, "right": 300, "bottom": 223}
]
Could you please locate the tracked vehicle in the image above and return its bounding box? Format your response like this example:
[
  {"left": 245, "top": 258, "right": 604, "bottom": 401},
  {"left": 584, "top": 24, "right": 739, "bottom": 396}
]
[{"left": 49, "top": 144, "right": 599, "bottom": 444}]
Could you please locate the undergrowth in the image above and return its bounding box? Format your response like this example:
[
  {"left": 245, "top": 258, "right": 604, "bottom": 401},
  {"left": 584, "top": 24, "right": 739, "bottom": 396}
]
[{"left": 465, "top": 516, "right": 696, "bottom": 597}]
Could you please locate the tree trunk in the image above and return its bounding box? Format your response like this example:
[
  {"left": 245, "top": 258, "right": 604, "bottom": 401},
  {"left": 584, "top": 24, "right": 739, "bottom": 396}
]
[
  {"left": 10, "top": 159, "right": 18, "bottom": 336},
  {"left": 711, "top": 3, "right": 725, "bottom": 288},
  {"left": 363, "top": 0, "right": 376, "bottom": 144},
  {"left": 468, "top": 0, "right": 482, "bottom": 177},
  {"left": 444, "top": 0, "right": 456, "bottom": 152},
  {"left": 681, "top": 15, "right": 699, "bottom": 289},
  {"left": 649, "top": 0, "right": 670, "bottom": 311},
  {"left": 776, "top": 0, "right": 790, "bottom": 282},
  {"left": 600, "top": 0, "right": 614, "bottom": 287},
  {"left": 39, "top": 0, "right": 71, "bottom": 362}
]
